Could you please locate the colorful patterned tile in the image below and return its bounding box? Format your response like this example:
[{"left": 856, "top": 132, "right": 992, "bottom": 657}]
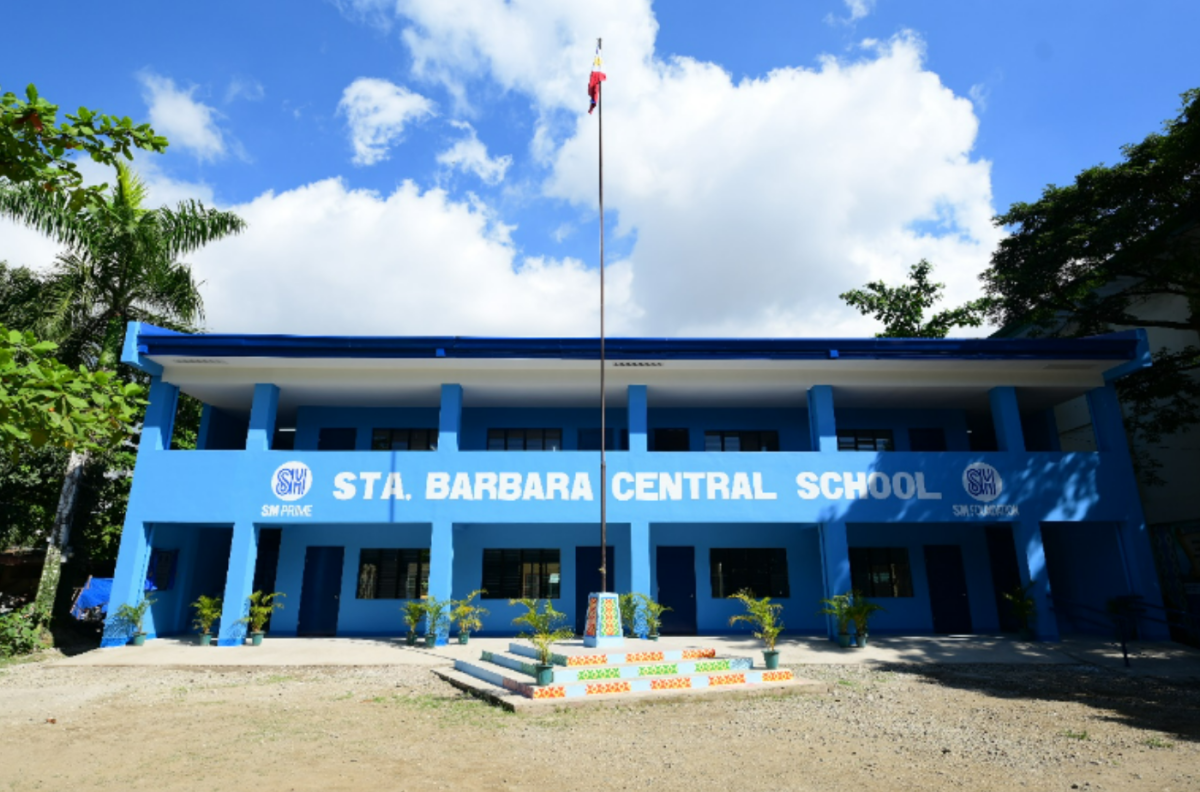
[
  {"left": 566, "top": 653, "right": 609, "bottom": 667},
  {"left": 708, "top": 672, "right": 747, "bottom": 687},
  {"left": 585, "top": 681, "right": 632, "bottom": 695},
  {"left": 637, "top": 663, "right": 678, "bottom": 676},
  {"left": 577, "top": 667, "right": 621, "bottom": 681},
  {"left": 694, "top": 659, "right": 731, "bottom": 673},
  {"left": 650, "top": 677, "right": 692, "bottom": 691},
  {"left": 625, "top": 651, "right": 665, "bottom": 663},
  {"left": 762, "top": 670, "right": 794, "bottom": 682},
  {"left": 531, "top": 686, "right": 566, "bottom": 699},
  {"left": 682, "top": 649, "right": 718, "bottom": 660}
]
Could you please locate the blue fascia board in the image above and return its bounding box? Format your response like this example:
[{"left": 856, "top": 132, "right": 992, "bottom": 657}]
[
  {"left": 1100, "top": 328, "right": 1152, "bottom": 382},
  {"left": 129, "top": 327, "right": 1147, "bottom": 365}
]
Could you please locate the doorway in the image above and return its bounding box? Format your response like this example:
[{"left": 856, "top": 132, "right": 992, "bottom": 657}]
[
  {"left": 656, "top": 546, "right": 697, "bottom": 635},
  {"left": 924, "top": 545, "right": 973, "bottom": 634},
  {"left": 298, "top": 546, "right": 344, "bottom": 636},
  {"left": 575, "top": 546, "right": 616, "bottom": 631}
]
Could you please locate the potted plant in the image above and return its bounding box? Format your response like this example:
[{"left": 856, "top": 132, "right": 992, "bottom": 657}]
[
  {"left": 423, "top": 595, "right": 450, "bottom": 647},
  {"left": 191, "top": 594, "right": 222, "bottom": 646},
  {"left": 728, "top": 589, "right": 785, "bottom": 669},
  {"left": 636, "top": 593, "right": 671, "bottom": 641},
  {"left": 846, "top": 589, "right": 885, "bottom": 647},
  {"left": 619, "top": 592, "right": 640, "bottom": 637},
  {"left": 450, "top": 589, "right": 489, "bottom": 645},
  {"left": 113, "top": 595, "right": 155, "bottom": 646},
  {"left": 402, "top": 600, "right": 425, "bottom": 646},
  {"left": 818, "top": 592, "right": 853, "bottom": 648},
  {"left": 510, "top": 598, "right": 575, "bottom": 686},
  {"left": 1003, "top": 583, "right": 1037, "bottom": 641},
  {"left": 238, "top": 591, "right": 285, "bottom": 646}
]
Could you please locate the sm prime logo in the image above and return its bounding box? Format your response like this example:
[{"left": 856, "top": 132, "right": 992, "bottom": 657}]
[
  {"left": 263, "top": 461, "right": 314, "bottom": 517},
  {"left": 953, "top": 462, "right": 1018, "bottom": 517}
]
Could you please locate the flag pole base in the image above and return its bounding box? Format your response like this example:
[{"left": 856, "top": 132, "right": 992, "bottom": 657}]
[{"left": 582, "top": 592, "right": 624, "bottom": 648}]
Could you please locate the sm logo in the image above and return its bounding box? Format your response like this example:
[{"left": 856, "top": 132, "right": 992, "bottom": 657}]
[
  {"left": 272, "top": 461, "right": 312, "bottom": 502},
  {"left": 962, "top": 462, "right": 1002, "bottom": 503}
]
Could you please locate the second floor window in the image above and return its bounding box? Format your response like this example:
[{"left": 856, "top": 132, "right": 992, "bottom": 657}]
[
  {"left": 487, "top": 428, "right": 562, "bottom": 451},
  {"left": 371, "top": 428, "right": 438, "bottom": 451},
  {"left": 837, "top": 429, "right": 894, "bottom": 451},
  {"left": 578, "top": 428, "right": 628, "bottom": 450},
  {"left": 704, "top": 430, "right": 779, "bottom": 452}
]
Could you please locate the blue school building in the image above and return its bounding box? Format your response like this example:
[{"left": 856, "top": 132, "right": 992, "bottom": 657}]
[{"left": 101, "top": 322, "right": 1168, "bottom": 647}]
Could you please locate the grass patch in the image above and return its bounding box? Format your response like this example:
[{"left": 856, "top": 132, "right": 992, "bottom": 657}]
[
  {"left": 258, "top": 674, "right": 298, "bottom": 685},
  {"left": 837, "top": 679, "right": 858, "bottom": 688},
  {"left": 1060, "top": 729, "right": 1089, "bottom": 740},
  {"left": 1143, "top": 737, "right": 1174, "bottom": 750}
]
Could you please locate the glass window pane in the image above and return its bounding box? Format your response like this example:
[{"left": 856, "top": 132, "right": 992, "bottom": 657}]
[
  {"left": 526, "top": 429, "right": 543, "bottom": 451},
  {"left": 508, "top": 429, "right": 524, "bottom": 450},
  {"left": 545, "top": 429, "right": 561, "bottom": 451},
  {"left": 487, "top": 430, "right": 506, "bottom": 451}
]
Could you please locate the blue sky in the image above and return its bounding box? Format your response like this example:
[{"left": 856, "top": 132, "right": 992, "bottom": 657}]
[{"left": 2, "top": 1, "right": 1197, "bottom": 338}]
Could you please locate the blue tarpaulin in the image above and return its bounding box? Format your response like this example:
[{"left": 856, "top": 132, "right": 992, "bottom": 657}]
[{"left": 71, "top": 578, "right": 113, "bottom": 618}]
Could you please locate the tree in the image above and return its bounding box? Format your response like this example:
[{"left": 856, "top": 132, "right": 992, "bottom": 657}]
[
  {"left": 1, "top": 84, "right": 167, "bottom": 211},
  {"left": 0, "top": 163, "right": 245, "bottom": 620},
  {"left": 840, "top": 259, "right": 994, "bottom": 338},
  {"left": 982, "top": 88, "right": 1200, "bottom": 483}
]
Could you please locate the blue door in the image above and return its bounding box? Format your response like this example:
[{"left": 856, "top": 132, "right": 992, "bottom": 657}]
[
  {"left": 924, "top": 545, "right": 973, "bottom": 634},
  {"left": 298, "top": 546, "right": 344, "bottom": 636},
  {"left": 656, "top": 546, "right": 697, "bottom": 635},
  {"left": 575, "top": 546, "right": 616, "bottom": 631}
]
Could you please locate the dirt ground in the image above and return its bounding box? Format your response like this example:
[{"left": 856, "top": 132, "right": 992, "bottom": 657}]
[{"left": 1, "top": 656, "right": 1198, "bottom": 792}]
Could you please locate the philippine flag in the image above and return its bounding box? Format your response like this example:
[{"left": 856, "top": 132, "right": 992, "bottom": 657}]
[{"left": 588, "top": 45, "right": 606, "bottom": 114}]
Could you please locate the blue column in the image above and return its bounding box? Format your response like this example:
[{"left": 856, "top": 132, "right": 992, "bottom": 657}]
[
  {"left": 428, "top": 520, "right": 454, "bottom": 645},
  {"left": 1087, "top": 385, "right": 1169, "bottom": 637},
  {"left": 628, "top": 385, "right": 648, "bottom": 453},
  {"left": 629, "top": 520, "right": 651, "bottom": 637},
  {"left": 218, "top": 521, "right": 260, "bottom": 646},
  {"left": 246, "top": 383, "right": 280, "bottom": 451},
  {"left": 1012, "top": 517, "right": 1059, "bottom": 641},
  {"left": 807, "top": 385, "right": 837, "bottom": 453},
  {"left": 989, "top": 386, "right": 1025, "bottom": 452},
  {"left": 196, "top": 404, "right": 213, "bottom": 450},
  {"left": 818, "top": 521, "right": 850, "bottom": 640},
  {"left": 438, "top": 384, "right": 463, "bottom": 452},
  {"left": 102, "top": 376, "right": 178, "bottom": 646}
]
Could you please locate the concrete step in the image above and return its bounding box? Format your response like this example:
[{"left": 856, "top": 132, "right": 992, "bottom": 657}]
[
  {"left": 454, "top": 656, "right": 796, "bottom": 700},
  {"left": 507, "top": 642, "right": 719, "bottom": 667},
  {"left": 483, "top": 649, "right": 752, "bottom": 683}
]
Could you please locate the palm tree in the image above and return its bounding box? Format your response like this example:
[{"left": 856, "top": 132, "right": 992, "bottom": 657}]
[{"left": 0, "top": 163, "right": 246, "bottom": 620}]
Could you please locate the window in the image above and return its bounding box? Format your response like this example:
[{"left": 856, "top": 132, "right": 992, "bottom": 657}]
[
  {"left": 837, "top": 429, "right": 894, "bottom": 451},
  {"left": 481, "top": 549, "right": 561, "bottom": 599},
  {"left": 371, "top": 428, "right": 438, "bottom": 451},
  {"left": 272, "top": 429, "right": 296, "bottom": 451},
  {"left": 147, "top": 549, "right": 178, "bottom": 591},
  {"left": 578, "top": 428, "right": 628, "bottom": 450},
  {"left": 849, "top": 547, "right": 913, "bottom": 598},
  {"left": 652, "top": 428, "right": 690, "bottom": 451},
  {"left": 704, "top": 431, "right": 780, "bottom": 452},
  {"left": 357, "top": 549, "right": 429, "bottom": 599},
  {"left": 908, "top": 428, "right": 947, "bottom": 452},
  {"left": 318, "top": 427, "right": 357, "bottom": 451},
  {"left": 486, "top": 429, "right": 562, "bottom": 451},
  {"left": 709, "top": 548, "right": 789, "bottom": 598}
]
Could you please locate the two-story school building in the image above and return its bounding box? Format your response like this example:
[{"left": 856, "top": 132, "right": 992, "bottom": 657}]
[{"left": 101, "top": 322, "right": 1168, "bottom": 647}]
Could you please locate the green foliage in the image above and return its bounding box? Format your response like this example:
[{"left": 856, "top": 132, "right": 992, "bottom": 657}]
[
  {"left": 840, "top": 259, "right": 994, "bottom": 338},
  {"left": 112, "top": 594, "right": 155, "bottom": 636},
  {"left": 728, "top": 589, "right": 784, "bottom": 651},
  {"left": 846, "top": 590, "right": 885, "bottom": 635},
  {"left": 0, "top": 84, "right": 168, "bottom": 211},
  {"left": 191, "top": 595, "right": 222, "bottom": 635},
  {"left": 450, "top": 590, "right": 489, "bottom": 636},
  {"left": 618, "top": 592, "right": 639, "bottom": 636},
  {"left": 401, "top": 600, "right": 426, "bottom": 635},
  {"left": 0, "top": 324, "right": 145, "bottom": 457},
  {"left": 422, "top": 595, "right": 451, "bottom": 637},
  {"left": 635, "top": 593, "right": 671, "bottom": 635},
  {"left": 1003, "top": 583, "right": 1038, "bottom": 632},
  {"left": 509, "top": 598, "right": 575, "bottom": 665},
  {"left": 238, "top": 591, "right": 284, "bottom": 634},
  {"left": 0, "top": 605, "right": 44, "bottom": 658},
  {"left": 818, "top": 592, "right": 853, "bottom": 635}
]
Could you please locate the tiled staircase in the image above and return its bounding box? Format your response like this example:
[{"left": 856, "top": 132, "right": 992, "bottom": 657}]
[{"left": 449, "top": 642, "right": 802, "bottom": 702}]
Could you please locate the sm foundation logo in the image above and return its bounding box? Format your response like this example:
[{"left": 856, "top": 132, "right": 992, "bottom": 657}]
[
  {"left": 962, "top": 462, "right": 1002, "bottom": 503},
  {"left": 271, "top": 461, "right": 312, "bottom": 502}
]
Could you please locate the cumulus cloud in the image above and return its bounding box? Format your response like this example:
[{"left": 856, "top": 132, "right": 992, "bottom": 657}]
[
  {"left": 225, "top": 76, "right": 265, "bottom": 103},
  {"left": 337, "top": 78, "right": 436, "bottom": 165},
  {"left": 137, "top": 71, "right": 228, "bottom": 162},
  {"left": 437, "top": 121, "right": 512, "bottom": 184}
]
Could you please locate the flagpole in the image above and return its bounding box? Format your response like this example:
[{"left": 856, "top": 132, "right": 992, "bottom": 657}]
[{"left": 597, "top": 36, "right": 607, "bottom": 595}]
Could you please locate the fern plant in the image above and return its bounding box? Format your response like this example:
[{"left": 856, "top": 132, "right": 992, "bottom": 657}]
[
  {"left": 510, "top": 598, "right": 575, "bottom": 665},
  {"left": 846, "top": 590, "right": 885, "bottom": 637},
  {"left": 817, "top": 592, "right": 853, "bottom": 636},
  {"left": 618, "top": 592, "right": 640, "bottom": 637},
  {"left": 1003, "top": 583, "right": 1037, "bottom": 636},
  {"left": 113, "top": 595, "right": 155, "bottom": 636},
  {"left": 402, "top": 600, "right": 426, "bottom": 636},
  {"left": 450, "top": 590, "right": 490, "bottom": 636},
  {"left": 728, "top": 589, "right": 784, "bottom": 651},
  {"left": 636, "top": 593, "right": 671, "bottom": 636},
  {"left": 191, "top": 595, "right": 222, "bottom": 635},
  {"left": 238, "top": 591, "right": 284, "bottom": 633},
  {"left": 423, "top": 595, "right": 451, "bottom": 637}
]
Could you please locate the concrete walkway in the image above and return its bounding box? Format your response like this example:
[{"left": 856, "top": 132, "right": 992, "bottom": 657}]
[{"left": 53, "top": 633, "right": 1200, "bottom": 676}]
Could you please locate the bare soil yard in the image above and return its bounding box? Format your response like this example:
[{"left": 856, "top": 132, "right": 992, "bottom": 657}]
[{"left": 1, "top": 657, "right": 1197, "bottom": 792}]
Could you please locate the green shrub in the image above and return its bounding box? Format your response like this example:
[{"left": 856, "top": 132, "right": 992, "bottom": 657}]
[
  {"left": 729, "top": 590, "right": 784, "bottom": 651},
  {"left": 238, "top": 591, "right": 284, "bottom": 633},
  {"left": 0, "top": 605, "right": 42, "bottom": 658}
]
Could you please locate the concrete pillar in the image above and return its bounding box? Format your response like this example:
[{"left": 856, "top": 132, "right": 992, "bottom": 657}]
[
  {"left": 989, "top": 386, "right": 1025, "bottom": 452},
  {"left": 217, "top": 521, "right": 260, "bottom": 646},
  {"left": 1012, "top": 517, "right": 1059, "bottom": 641},
  {"left": 427, "top": 521, "right": 454, "bottom": 645},
  {"left": 196, "top": 404, "right": 213, "bottom": 450},
  {"left": 141, "top": 376, "right": 179, "bottom": 452},
  {"left": 818, "top": 520, "right": 850, "bottom": 639},
  {"left": 629, "top": 520, "right": 651, "bottom": 637},
  {"left": 438, "top": 384, "right": 463, "bottom": 453},
  {"left": 628, "top": 385, "right": 648, "bottom": 453},
  {"left": 807, "top": 385, "right": 837, "bottom": 453},
  {"left": 246, "top": 383, "right": 280, "bottom": 451}
]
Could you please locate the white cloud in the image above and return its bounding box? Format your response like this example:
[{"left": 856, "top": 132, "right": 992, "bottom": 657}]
[
  {"left": 436, "top": 121, "right": 512, "bottom": 184},
  {"left": 189, "top": 178, "right": 635, "bottom": 335},
  {"left": 137, "top": 71, "right": 228, "bottom": 162},
  {"left": 337, "top": 78, "right": 436, "bottom": 166},
  {"left": 826, "top": 0, "right": 876, "bottom": 25},
  {"left": 225, "top": 76, "right": 265, "bottom": 103}
]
